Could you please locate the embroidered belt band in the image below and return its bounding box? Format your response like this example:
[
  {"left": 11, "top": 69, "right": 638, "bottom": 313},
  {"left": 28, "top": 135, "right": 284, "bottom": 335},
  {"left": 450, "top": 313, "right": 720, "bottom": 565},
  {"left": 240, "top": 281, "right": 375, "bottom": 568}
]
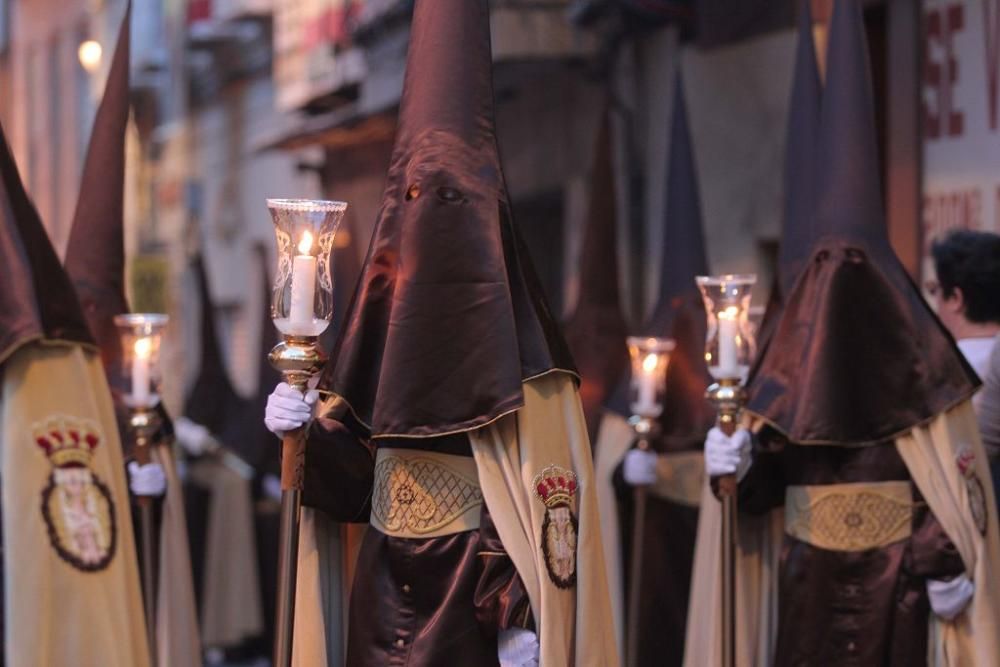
[
  {"left": 648, "top": 450, "right": 704, "bottom": 507},
  {"left": 371, "top": 447, "right": 483, "bottom": 539},
  {"left": 784, "top": 481, "right": 914, "bottom": 552}
]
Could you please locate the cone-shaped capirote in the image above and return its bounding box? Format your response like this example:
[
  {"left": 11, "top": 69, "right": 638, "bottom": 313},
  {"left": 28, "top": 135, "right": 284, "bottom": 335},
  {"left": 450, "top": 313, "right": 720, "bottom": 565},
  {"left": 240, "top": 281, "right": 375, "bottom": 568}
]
[
  {"left": 746, "top": 0, "right": 978, "bottom": 445},
  {"left": 750, "top": 0, "right": 822, "bottom": 369},
  {"left": 64, "top": 2, "right": 132, "bottom": 379},
  {"left": 0, "top": 122, "right": 94, "bottom": 364},
  {"left": 320, "top": 0, "right": 574, "bottom": 437},
  {"left": 563, "top": 110, "right": 629, "bottom": 437}
]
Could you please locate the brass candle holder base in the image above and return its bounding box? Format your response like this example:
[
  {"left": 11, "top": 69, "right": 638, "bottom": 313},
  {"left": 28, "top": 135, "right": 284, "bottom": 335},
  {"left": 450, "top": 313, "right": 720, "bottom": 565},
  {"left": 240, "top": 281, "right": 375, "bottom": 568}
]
[{"left": 268, "top": 334, "right": 328, "bottom": 667}]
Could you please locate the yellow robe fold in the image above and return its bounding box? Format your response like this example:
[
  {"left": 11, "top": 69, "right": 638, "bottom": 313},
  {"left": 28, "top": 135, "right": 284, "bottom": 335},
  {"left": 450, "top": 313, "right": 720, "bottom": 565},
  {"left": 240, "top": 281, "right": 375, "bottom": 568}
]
[{"left": 0, "top": 343, "right": 150, "bottom": 667}]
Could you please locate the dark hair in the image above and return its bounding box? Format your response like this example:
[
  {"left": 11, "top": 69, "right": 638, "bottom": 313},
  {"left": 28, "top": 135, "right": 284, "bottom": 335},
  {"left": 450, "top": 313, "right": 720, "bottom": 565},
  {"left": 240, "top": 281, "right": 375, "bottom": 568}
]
[{"left": 931, "top": 229, "right": 1000, "bottom": 323}]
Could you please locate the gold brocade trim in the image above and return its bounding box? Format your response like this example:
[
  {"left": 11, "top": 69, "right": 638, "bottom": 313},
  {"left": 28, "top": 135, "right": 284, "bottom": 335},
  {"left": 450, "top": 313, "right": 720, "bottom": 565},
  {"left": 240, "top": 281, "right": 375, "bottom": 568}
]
[
  {"left": 785, "top": 481, "right": 914, "bottom": 552},
  {"left": 648, "top": 450, "right": 705, "bottom": 507},
  {"left": 370, "top": 448, "right": 483, "bottom": 539}
]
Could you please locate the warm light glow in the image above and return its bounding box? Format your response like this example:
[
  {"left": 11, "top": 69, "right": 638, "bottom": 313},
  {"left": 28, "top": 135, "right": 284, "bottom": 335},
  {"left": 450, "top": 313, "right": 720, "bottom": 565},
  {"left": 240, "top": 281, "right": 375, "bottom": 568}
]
[
  {"left": 298, "top": 230, "right": 314, "bottom": 255},
  {"left": 719, "top": 305, "right": 740, "bottom": 320},
  {"left": 642, "top": 353, "right": 659, "bottom": 374},
  {"left": 78, "top": 40, "right": 103, "bottom": 73},
  {"left": 134, "top": 337, "right": 152, "bottom": 359}
]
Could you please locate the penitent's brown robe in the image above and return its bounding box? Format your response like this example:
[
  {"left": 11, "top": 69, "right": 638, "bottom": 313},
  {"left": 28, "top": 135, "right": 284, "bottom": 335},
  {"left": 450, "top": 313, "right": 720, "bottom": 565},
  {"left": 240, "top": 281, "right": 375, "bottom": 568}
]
[
  {"left": 302, "top": 422, "right": 533, "bottom": 667},
  {"left": 738, "top": 431, "right": 964, "bottom": 666}
]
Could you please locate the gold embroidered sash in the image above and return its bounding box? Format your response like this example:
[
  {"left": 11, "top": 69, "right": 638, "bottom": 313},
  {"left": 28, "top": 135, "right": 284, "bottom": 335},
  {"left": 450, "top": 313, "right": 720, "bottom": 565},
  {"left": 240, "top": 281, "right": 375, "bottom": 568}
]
[
  {"left": 784, "top": 481, "right": 914, "bottom": 552},
  {"left": 371, "top": 448, "right": 483, "bottom": 539}
]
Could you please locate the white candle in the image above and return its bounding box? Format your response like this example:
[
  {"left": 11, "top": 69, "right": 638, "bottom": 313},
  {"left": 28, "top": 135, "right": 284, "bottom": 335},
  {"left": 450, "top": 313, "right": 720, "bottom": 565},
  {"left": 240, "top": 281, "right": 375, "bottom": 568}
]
[
  {"left": 289, "top": 231, "right": 317, "bottom": 333},
  {"left": 718, "top": 308, "right": 739, "bottom": 377},
  {"left": 634, "top": 353, "right": 660, "bottom": 416},
  {"left": 132, "top": 337, "right": 152, "bottom": 405}
]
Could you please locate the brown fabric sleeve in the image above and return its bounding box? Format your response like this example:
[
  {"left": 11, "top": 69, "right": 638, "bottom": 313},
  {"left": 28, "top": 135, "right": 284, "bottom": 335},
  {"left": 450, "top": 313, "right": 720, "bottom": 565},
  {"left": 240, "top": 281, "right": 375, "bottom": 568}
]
[
  {"left": 474, "top": 500, "right": 535, "bottom": 634},
  {"left": 300, "top": 417, "right": 375, "bottom": 523},
  {"left": 908, "top": 487, "right": 966, "bottom": 580},
  {"left": 736, "top": 432, "right": 787, "bottom": 514}
]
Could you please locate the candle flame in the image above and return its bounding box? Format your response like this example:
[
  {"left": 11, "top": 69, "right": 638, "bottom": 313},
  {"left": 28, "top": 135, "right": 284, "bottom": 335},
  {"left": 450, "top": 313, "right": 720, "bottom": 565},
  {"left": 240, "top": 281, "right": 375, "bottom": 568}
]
[
  {"left": 719, "top": 305, "right": 740, "bottom": 320},
  {"left": 134, "top": 337, "right": 152, "bottom": 359},
  {"left": 298, "top": 230, "right": 314, "bottom": 255},
  {"left": 642, "top": 353, "right": 659, "bottom": 373}
]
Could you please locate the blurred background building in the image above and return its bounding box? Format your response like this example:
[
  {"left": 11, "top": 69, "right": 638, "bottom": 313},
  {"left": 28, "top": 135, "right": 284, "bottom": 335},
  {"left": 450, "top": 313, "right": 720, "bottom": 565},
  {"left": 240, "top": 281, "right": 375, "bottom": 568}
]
[{"left": 0, "top": 0, "right": 994, "bottom": 657}]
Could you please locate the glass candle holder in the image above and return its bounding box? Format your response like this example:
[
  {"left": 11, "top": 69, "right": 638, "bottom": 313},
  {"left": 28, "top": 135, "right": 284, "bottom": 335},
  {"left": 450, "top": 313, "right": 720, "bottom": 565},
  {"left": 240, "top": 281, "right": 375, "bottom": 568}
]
[
  {"left": 268, "top": 198, "right": 348, "bottom": 338},
  {"left": 626, "top": 336, "right": 676, "bottom": 418},
  {"left": 114, "top": 313, "right": 169, "bottom": 409},
  {"left": 695, "top": 274, "right": 757, "bottom": 382}
]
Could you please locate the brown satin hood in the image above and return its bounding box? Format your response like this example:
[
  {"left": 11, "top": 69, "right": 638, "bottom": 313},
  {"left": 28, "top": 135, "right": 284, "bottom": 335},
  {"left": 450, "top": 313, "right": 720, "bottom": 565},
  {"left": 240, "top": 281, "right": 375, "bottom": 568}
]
[
  {"left": 64, "top": 2, "right": 131, "bottom": 380},
  {"left": 563, "top": 111, "right": 629, "bottom": 436},
  {"left": 0, "top": 122, "right": 93, "bottom": 364},
  {"left": 320, "top": 0, "right": 574, "bottom": 438},
  {"left": 746, "top": 0, "right": 978, "bottom": 446}
]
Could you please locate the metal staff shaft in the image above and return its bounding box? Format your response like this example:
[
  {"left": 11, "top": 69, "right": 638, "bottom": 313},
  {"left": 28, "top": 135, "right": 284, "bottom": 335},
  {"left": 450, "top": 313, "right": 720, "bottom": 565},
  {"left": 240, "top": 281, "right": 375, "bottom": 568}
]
[
  {"left": 130, "top": 411, "right": 159, "bottom": 667},
  {"left": 626, "top": 432, "right": 651, "bottom": 667},
  {"left": 707, "top": 379, "right": 744, "bottom": 667},
  {"left": 270, "top": 337, "right": 326, "bottom": 667}
]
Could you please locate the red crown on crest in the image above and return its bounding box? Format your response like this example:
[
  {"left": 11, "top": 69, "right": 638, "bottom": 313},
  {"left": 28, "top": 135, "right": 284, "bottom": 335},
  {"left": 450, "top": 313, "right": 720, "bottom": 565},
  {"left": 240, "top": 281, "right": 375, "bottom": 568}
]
[
  {"left": 34, "top": 416, "right": 101, "bottom": 468},
  {"left": 533, "top": 465, "right": 578, "bottom": 508}
]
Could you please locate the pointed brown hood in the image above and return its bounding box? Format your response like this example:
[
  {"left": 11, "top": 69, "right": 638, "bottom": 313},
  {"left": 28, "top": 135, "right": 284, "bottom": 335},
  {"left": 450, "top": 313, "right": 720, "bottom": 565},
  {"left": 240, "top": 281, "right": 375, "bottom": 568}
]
[
  {"left": 750, "top": 0, "right": 822, "bottom": 369},
  {"left": 64, "top": 2, "right": 132, "bottom": 379},
  {"left": 320, "top": 0, "right": 575, "bottom": 438},
  {"left": 746, "top": 0, "right": 978, "bottom": 446},
  {"left": 0, "top": 122, "right": 93, "bottom": 365},
  {"left": 563, "top": 111, "right": 629, "bottom": 437}
]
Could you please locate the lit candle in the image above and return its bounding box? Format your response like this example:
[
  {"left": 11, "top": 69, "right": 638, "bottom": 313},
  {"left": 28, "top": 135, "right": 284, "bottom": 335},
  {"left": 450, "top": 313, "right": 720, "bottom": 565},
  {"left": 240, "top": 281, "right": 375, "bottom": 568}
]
[
  {"left": 718, "top": 306, "right": 739, "bottom": 377},
  {"left": 634, "top": 351, "right": 660, "bottom": 416},
  {"left": 132, "top": 337, "right": 152, "bottom": 406},
  {"left": 289, "top": 230, "right": 317, "bottom": 333}
]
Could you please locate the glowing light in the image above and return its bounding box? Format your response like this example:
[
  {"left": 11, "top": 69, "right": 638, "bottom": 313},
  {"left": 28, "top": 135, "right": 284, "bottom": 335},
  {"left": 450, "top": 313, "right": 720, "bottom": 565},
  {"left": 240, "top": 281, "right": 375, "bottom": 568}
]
[
  {"left": 297, "top": 230, "right": 314, "bottom": 255},
  {"left": 134, "top": 337, "right": 152, "bottom": 359},
  {"left": 720, "top": 305, "right": 740, "bottom": 320},
  {"left": 78, "top": 40, "right": 103, "bottom": 73},
  {"left": 642, "top": 353, "right": 659, "bottom": 374}
]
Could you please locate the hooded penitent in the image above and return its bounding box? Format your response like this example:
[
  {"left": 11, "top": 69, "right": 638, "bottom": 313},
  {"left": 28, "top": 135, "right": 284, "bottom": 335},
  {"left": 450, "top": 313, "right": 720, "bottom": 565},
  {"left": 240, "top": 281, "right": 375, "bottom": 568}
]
[
  {"left": 563, "top": 112, "right": 630, "bottom": 439},
  {"left": 595, "top": 73, "right": 715, "bottom": 667},
  {"left": 685, "top": 3, "right": 999, "bottom": 666},
  {"left": 61, "top": 7, "right": 203, "bottom": 664},
  {"left": 181, "top": 254, "right": 264, "bottom": 650},
  {"left": 745, "top": 0, "right": 978, "bottom": 444},
  {"left": 318, "top": 0, "right": 575, "bottom": 438},
  {"left": 0, "top": 111, "right": 150, "bottom": 667},
  {"left": 299, "top": 1, "right": 616, "bottom": 665}
]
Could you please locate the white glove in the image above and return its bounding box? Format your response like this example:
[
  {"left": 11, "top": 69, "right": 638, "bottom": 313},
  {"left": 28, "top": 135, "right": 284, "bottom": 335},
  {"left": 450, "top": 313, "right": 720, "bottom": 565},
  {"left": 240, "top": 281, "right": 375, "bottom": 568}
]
[
  {"left": 128, "top": 461, "right": 167, "bottom": 497},
  {"left": 173, "top": 416, "right": 216, "bottom": 456},
  {"left": 262, "top": 474, "right": 283, "bottom": 502},
  {"left": 264, "top": 382, "right": 319, "bottom": 438},
  {"left": 704, "top": 427, "right": 752, "bottom": 481},
  {"left": 928, "top": 575, "right": 974, "bottom": 620},
  {"left": 498, "top": 627, "right": 539, "bottom": 667},
  {"left": 623, "top": 449, "right": 659, "bottom": 486}
]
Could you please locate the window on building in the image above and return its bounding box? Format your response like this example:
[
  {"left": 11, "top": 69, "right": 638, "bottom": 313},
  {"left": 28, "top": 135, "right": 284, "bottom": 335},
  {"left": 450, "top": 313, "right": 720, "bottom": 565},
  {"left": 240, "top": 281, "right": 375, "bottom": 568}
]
[{"left": 0, "top": 0, "right": 8, "bottom": 54}]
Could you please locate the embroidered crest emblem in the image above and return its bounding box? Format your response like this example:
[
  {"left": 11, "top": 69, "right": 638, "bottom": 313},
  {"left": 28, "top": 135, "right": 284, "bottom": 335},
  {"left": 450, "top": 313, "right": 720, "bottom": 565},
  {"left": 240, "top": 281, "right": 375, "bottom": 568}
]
[
  {"left": 534, "top": 465, "right": 578, "bottom": 589},
  {"left": 35, "top": 416, "right": 117, "bottom": 571},
  {"left": 957, "top": 447, "right": 987, "bottom": 536}
]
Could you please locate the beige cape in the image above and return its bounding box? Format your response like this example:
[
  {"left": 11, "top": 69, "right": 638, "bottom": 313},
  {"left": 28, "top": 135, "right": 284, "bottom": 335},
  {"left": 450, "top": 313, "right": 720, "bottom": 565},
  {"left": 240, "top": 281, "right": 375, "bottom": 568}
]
[
  {"left": 683, "top": 401, "right": 1000, "bottom": 667},
  {"left": 469, "top": 372, "right": 619, "bottom": 667},
  {"left": 151, "top": 439, "right": 202, "bottom": 665},
  {"left": 0, "top": 343, "right": 151, "bottom": 667}
]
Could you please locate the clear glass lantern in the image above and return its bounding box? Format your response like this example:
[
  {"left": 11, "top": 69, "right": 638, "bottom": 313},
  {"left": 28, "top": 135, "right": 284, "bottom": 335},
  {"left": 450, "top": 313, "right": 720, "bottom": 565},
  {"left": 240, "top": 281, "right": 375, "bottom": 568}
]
[
  {"left": 267, "top": 198, "right": 348, "bottom": 338},
  {"left": 113, "top": 313, "right": 169, "bottom": 409},
  {"left": 695, "top": 274, "right": 757, "bottom": 382},
  {"left": 626, "top": 336, "right": 676, "bottom": 418}
]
